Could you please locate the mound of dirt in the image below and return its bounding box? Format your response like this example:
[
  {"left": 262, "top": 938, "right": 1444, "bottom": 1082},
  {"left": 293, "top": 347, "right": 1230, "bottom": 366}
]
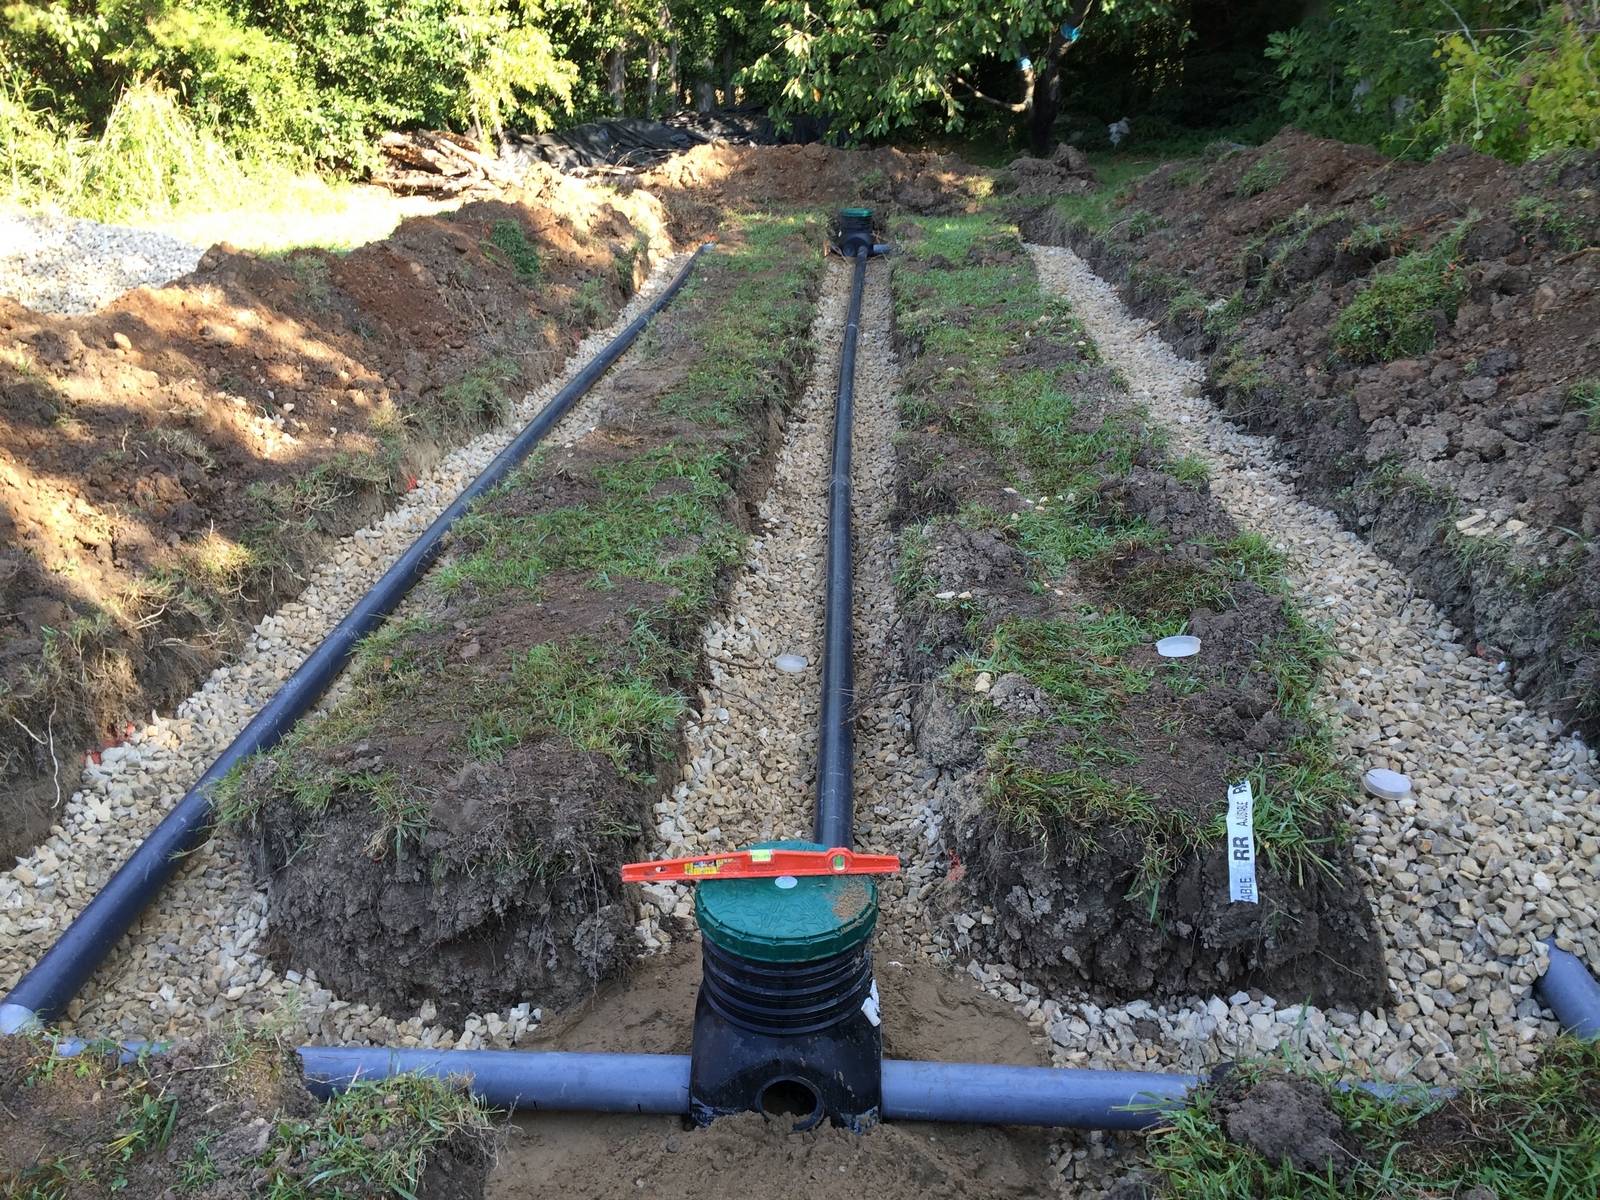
[
  {"left": 996, "top": 143, "right": 1099, "bottom": 199},
  {"left": 233, "top": 225, "right": 820, "bottom": 1022},
  {"left": 0, "top": 181, "right": 667, "bottom": 865},
  {"left": 888, "top": 217, "right": 1384, "bottom": 1008},
  {"left": 635, "top": 143, "right": 989, "bottom": 237},
  {"left": 1020, "top": 128, "right": 1600, "bottom": 736},
  {"left": 491, "top": 944, "right": 1056, "bottom": 1199}
]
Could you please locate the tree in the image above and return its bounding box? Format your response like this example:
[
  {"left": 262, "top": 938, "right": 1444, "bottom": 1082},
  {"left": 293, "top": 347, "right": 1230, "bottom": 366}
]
[{"left": 748, "top": 0, "right": 1184, "bottom": 152}]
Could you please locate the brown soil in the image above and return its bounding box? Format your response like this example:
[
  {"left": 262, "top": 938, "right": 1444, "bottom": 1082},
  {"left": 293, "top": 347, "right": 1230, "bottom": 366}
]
[
  {"left": 1, "top": 176, "right": 669, "bottom": 865},
  {"left": 633, "top": 142, "right": 990, "bottom": 239},
  {"left": 0, "top": 1032, "right": 489, "bottom": 1199},
  {"left": 489, "top": 943, "right": 1055, "bottom": 1200},
  {"left": 234, "top": 225, "right": 820, "bottom": 1023},
  {"left": 888, "top": 224, "right": 1384, "bottom": 1007},
  {"left": 1017, "top": 128, "right": 1600, "bottom": 736}
]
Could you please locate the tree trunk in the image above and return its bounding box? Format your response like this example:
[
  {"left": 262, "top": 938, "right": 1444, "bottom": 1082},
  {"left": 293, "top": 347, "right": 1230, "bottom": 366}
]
[
  {"left": 647, "top": 42, "right": 660, "bottom": 115},
  {"left": 719, "top": 45, "right": 735, "bottom": 107},
  {"left": 668, "top": 39, "right": 680, "bottom": 108},
  {"left": 608, "top": 48, "right": 626, "bottom": 114},
  {"left": 1026, "top": 32, "right": 1070, "bottom": 155}
]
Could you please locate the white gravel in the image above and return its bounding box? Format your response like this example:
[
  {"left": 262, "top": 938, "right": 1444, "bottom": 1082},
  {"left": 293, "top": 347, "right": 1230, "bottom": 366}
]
[
  {"left": 932, "top": 244, "right": 1598, "bottom": 1091},
  {"left": 0, "top": 253, "right": 690, "bottom": 1051},
  {"left": 5, "top": 227, "right": 1595, "bottom": 1194},
  {"left": 0, "top": 214, "right": 203, "bottom": 314}
]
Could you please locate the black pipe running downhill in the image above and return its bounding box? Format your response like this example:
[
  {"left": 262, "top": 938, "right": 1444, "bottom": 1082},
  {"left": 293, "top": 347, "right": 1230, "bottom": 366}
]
[
  {"left": 813, "top": 245, "right": 869, "bottom": 850},
  {"left": 0, "top": 245, "right": 711, "bottom": 1037}
]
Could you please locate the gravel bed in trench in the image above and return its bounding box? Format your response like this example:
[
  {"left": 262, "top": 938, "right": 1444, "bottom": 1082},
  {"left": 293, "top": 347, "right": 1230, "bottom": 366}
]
[
  {"left": 639, "top": 261, "right": 1103, "bottom": 1191},
  {"left": 959, "top": 245, "right": 1597, "bottom": 1088},
  {"left": 0, "top": 253, "right": 690, "bottom": 1051},
  {"left": 641, "top": 244, "right": 1599, "bottom": 1195},
  {"left": 0, "top": 213, "right": 203, "bottom": 314}
]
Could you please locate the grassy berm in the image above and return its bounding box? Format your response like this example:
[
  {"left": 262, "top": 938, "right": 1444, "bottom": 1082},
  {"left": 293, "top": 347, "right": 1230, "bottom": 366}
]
[
  {"left": 221, "top": 215, "right": 823, "bottom": 1023},
  {"left": 1, "top": 180, "right": 666, "bottom": 866},
  {"left": 0, "top": 1029, "right": 490, "bottom": 1199},
  {"left": 889, "top": 213, "right": 1384, "bottom": 1007},
  {"left": 1017, "top": 129, "right": 1600, "bottom": 739},
  {"left": 1117, "top": 1037, "right": 1600, "bottom": 1199}
]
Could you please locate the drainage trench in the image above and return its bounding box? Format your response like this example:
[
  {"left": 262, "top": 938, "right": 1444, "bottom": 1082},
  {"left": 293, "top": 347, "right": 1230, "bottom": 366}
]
[
  {"left": 0, "top": 250, "right": 704, "bottom": 1044},
  {"left": 4, "top": 225, "right": 1597, "bottom": 1168}
]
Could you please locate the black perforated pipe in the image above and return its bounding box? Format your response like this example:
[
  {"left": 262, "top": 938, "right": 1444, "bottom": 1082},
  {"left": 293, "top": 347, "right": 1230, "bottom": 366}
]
[
  {"left": 0, "top": 246, "right": 710, "bottom": 1035},
  {"left": 813, "top": 247, "right": 868, "bottom": 849}
]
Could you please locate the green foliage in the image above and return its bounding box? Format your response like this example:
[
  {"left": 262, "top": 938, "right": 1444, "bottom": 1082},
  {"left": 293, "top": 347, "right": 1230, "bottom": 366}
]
[
  {"left": 749, "top": 0, "right": 1189, "bottom": 143},
  {"left": 255, "top": 1073, "right": 488, "bottom": 1199},
  {"left": 1234, "top": 152, "right": 1285, "bottom": 196},
  {"left": 1265, "top": 1, "right": 1596, "bottom": 163},
  {"left": 1332, "top": 226, "right": 1468, "bottom": 362},
  {"left": 1512, "top": 196, "right": 1589, "bottom": 252},
  {"left": 1567, "top": 378, "right": 1600, "bottom": 431},
  {"left": 484, "top": 219, "right": 542, "bottom": 279},
  {"left": 1425, "top": 7, "right": 1600, "bottom": 162},
  {"left": 1147, "top": 1038, "right": 1600, "bottom": 1200}
]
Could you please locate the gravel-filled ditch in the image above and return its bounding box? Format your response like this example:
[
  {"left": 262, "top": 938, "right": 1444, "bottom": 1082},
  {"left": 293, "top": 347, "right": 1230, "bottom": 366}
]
[
  {"left": 0, "top": 252, "right": 694, "bottom": 1048},
  {"left": 222, "top": 218, "right": 824, "bottom": 1023}
]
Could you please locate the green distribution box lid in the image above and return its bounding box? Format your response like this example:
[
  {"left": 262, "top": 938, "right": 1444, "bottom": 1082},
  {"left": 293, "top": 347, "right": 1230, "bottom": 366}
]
[{"left": 695, "top": 840, "right": 878, "bottom": 964}]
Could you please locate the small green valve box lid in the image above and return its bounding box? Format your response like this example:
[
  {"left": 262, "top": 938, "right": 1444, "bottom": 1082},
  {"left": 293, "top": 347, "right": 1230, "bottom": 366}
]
[
  {"left": 695, "top": 840, "right": 878, "bottom": 963},
  {"left": 841, "top": 206, "right": 873, "bottom": 218}
]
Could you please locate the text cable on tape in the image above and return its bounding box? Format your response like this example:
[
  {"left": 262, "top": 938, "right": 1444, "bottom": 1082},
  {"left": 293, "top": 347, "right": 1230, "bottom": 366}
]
[{"left": 1226, "top": 779, "right": 1258, "bottom": 904}]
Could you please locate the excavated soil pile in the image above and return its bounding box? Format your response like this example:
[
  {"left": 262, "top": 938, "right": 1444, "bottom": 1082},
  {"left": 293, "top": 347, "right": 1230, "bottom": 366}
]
[
  {"left": 0, "top": 181, "right": 667, "bottom": 865},
  {"left": 489, "top": 944, "right": 1055, "bottom": 1200},
  {"left": 635, "top": 142, "right": 990, "bottom": 237},
  {"left": 0, "top": 1032, "right": 491, "bottom": 1199},
  {"left": 227, "top": 222, "right": 822, "bottom": 1022},
  {"left": 1018, "top": 129, "right": 1600, "bottom": 737},
  {"left": 888, "top": 216, "right": 1384, "bottom": 1006}
]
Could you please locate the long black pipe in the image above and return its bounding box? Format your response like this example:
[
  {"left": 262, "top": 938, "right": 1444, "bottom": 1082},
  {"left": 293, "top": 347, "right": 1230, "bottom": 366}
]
[
  {"left": 297, "top": 1046, "right": 1197, "bottom": 1130},
  {"left": 813, "top": 247, "right": 868, "bottom": 849},
  {"left": 0, "top": 246, "right": 710, "bottom": 1036}
]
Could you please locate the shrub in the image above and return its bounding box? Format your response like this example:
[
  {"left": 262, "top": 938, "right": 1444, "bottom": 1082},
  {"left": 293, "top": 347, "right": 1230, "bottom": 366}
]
[
  {"left": 1425, "top": 7, "right": 1600, "bottom": 163},
  {"left": 1332, "top": 227, "right": 1468, "bottom": 362}
]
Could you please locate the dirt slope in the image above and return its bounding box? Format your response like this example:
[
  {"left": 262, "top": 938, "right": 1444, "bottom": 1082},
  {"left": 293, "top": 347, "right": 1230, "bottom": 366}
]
[
  {"left": 0, "top": 176, "right": 667, "bottom": 864},
  {"left": 1019, "top": 129, "right": 1600, "bottom": 738}
]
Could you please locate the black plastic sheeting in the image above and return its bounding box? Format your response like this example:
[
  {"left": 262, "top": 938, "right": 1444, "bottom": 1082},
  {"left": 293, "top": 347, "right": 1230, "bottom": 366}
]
[{"left": 501, "top": 110, "right": 817, "bottom": 172}]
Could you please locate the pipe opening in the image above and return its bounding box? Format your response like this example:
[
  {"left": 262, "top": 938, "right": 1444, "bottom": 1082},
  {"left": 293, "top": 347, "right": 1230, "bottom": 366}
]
[{"left": 757, "top": 1077, "right": 824, "bottom": 1132}]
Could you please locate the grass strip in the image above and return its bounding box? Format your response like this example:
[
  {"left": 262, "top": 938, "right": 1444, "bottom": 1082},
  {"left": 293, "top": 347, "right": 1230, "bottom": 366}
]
[{"left": 891, "top": 212, "right": 1351, "bottom": 908}]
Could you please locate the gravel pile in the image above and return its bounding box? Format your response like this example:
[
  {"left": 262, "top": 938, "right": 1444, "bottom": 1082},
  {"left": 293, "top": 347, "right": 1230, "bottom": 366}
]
[
  {"left": 0, "top": 214, "right": 203, "bottom": 314},
  {"left": 0, "top": 255, "right": 690, "bottom": 1052}
]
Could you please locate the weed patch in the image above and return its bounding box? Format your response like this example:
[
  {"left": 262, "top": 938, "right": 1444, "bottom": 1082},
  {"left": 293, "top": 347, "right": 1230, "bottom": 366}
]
[
  {"left": 484, "top": 218, "right": 542, "bottom": 279},
  {"left": 1236, "top": 153, "right": 1287, "bottom": 197},
  {"left": 1147, "top": 1039, "right": 1600, "bottom": 1200},
  {"left": 1332, "top": 225, "right": 1469, "bottom": 362}
]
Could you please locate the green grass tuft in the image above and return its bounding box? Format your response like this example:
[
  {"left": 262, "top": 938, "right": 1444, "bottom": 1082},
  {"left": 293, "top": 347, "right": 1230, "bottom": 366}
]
[
  {"left": 1147, "top": 1038, "right": 1600, "bottom": 1200},
  {"left": 484, "top": 219, "right": 541, "bottom": 279},
  {"left": 1235, "top": 153, "right": 1287, "bottom": 197},
  {"left": 1332, "top": 226, "right": 1469, "bottom": 362}
]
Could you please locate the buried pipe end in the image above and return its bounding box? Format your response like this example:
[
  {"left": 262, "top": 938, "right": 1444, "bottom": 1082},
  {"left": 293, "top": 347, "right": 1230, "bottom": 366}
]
[
  {"left": 0, "top": 1002, "right": 42, "bottom": 1036},
  {"left": 1536, "top": 940, "right": 1600, "bottom": 1040}
]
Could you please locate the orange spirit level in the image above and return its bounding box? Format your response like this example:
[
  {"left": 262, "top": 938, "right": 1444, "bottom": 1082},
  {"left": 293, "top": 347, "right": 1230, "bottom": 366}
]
[{"left": 621, "top": 846, "right": 900, "bottom": 884}]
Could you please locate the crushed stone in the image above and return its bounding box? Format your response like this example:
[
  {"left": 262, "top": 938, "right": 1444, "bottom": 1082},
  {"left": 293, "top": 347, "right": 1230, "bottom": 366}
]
[
  {"left": 0, "top": 254, "right": 690, "bottom": 1052},
  {"left": 0, "top": 213, "right": 203, "bottom": 314}
]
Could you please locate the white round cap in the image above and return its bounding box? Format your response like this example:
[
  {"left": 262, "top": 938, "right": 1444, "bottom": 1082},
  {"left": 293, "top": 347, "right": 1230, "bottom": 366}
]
[
  {"left": 1363, "top": 768, "right": 1413, "bottom": 801},
  {"left": 1155, "top": 635, "right": 1201, "bottom": 659}
]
